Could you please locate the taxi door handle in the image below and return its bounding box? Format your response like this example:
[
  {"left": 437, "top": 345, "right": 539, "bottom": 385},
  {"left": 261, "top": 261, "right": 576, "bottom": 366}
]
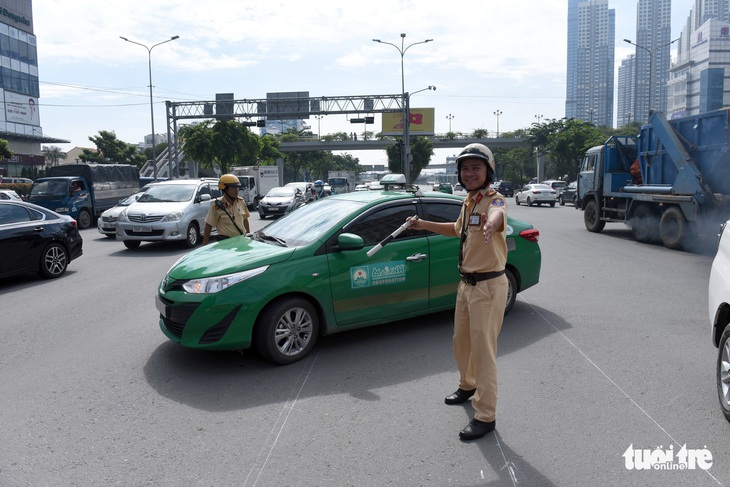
[{"left": 406, "top": 253, "right": 428, "bottom": 262}]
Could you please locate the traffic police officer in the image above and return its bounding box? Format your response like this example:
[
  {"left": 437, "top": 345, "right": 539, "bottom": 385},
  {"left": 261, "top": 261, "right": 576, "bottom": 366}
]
[
  {"left": 408, "top": 143, "right": 508, "bottom": 441},
  {"left": 202, "top": 174, "right": 251, "bottom": 245}
]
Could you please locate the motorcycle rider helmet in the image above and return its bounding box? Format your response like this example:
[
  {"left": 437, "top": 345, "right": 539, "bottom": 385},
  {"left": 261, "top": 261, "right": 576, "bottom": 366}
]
[
  {"left": 218, "top": 174, "right": 241, "bottom": 191},
  {"left": 314, "top": 180, "right": 324, "bottom": 187}
]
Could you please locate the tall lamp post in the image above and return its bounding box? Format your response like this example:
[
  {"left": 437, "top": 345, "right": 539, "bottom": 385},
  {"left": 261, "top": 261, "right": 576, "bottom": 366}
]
[
  {"left": 120, "top": 35, "right": 180, "bottom": 180},
  {"left": 373, "top": 33, "right": 433, "bottom": 183},
  {"left": 446, "top": 113, "right": 455, "bottom": 132},
  {"left": 534, "top": 114, "right": 543, "bottom": 125},
  {"left": 587, "top": 107, "right": 596, "bottom": 124},
  {"left": 623, "top": 37, "right": 678, "bottom": 121},
  {"left": 314, "top": 115, "right": 324, "bottom": 140},
  {"left": 493, "top": 110, "right": 503, "bottom": 137}
]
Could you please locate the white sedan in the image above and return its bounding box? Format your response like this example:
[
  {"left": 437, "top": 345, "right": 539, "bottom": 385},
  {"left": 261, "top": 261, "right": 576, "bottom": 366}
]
[
  {"left": 709, "top": 220, "right": 730, "bottom": 422},
  {"left": 514, "top": 184, "right": 557, "bottom": 207}
]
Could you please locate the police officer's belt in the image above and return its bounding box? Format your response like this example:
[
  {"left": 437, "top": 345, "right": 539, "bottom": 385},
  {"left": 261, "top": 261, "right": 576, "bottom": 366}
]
[{"left": 459, "top": 270, "right": 504, "bottom": 285}]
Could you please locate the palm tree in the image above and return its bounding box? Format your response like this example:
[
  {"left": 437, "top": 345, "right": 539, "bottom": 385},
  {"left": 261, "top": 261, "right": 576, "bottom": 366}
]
[{"left": 42, "top": 146, "right": 65, "bottom": 167}]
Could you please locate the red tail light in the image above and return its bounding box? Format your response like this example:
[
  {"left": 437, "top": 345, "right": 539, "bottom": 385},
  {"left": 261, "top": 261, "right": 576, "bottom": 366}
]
[
  {"left": 69, "top": 219, "right": 77, "bottom": 229},
  {"left": 531, "top": 190, "right": 540, "bottom": 194},
  {"left": 519, "top": 228, "right": 539, "bottom": 242}
]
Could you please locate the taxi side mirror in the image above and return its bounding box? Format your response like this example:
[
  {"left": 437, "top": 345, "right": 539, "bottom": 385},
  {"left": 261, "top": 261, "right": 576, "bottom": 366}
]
[{"left": 337, "top": 233, "right": 364, "bottom": 251}]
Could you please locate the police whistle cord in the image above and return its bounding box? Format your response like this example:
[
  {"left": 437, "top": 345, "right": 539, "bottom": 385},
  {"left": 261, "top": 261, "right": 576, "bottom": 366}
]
[{"left": 366, "top": 216, "right": 418, "bottom": 258}]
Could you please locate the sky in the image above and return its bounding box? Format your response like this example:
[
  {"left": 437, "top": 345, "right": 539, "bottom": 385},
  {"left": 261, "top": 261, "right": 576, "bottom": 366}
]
[{"left": 33, "top": 0, "right": 693, "bottom": 167}]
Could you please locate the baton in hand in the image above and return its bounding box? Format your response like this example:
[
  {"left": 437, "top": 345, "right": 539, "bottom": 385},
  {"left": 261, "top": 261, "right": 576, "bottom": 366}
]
[{"left": 366, "top": 216, "right": 418, "bottom": 257}]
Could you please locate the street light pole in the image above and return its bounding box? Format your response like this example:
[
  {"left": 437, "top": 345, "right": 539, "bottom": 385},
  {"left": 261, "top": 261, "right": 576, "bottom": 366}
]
[
  {"left": 493, "top": 110, "right": 502, "bottom": 137},
  {"left": 446, "top": 113, "right": 454, "bottom": 132},
  {"left": 373, "top": 33, "right": 433, "bottom": 183},
  {"left": 534, "top": 114, "right": 543, "bottom": 125},
  {"left": 120, "top": 35, "right": 179, "bottom": 180},
  {"left": 623, "top": 37, "right": 678, "bottom": 121},
  {"left": 587, "top": 107, "right": 596, "bottom": 124},
  {"left": 314, "top": 115, "right": 324, "bottom": 140}
]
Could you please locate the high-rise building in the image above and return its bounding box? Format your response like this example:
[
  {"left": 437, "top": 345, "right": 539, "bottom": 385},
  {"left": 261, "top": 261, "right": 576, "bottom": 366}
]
[
  {"left": 0, "top": 0, "right": 66, "bottom": 177},
  {"left": 617, "top": 54, "right": 636, "bottom": 126},
  {"left": 630, "top": 0, "right": 673, "bottom": 122},
  {"left": 668, "top": 0, "right": 730, "bottom": 118},
  {"left": 565, "top": 0, "right": 615, "bottom": 127}
]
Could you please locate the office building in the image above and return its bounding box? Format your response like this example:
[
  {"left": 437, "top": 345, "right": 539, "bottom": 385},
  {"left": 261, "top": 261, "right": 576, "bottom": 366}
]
[
  {"left": 617, "top": 54, "right": 636, "bottom": 126},
  {"left": 668, "top": 1, "right": 730, "bottom": 118},
  {"left": 0, "top": 0, "right": 66, "bottom": 177},
  {"left": 565, "top": 0, "right": 615, "bottom": 127},
  {"left": 629, "top": 0, "right": 672, "bottom": 122}
]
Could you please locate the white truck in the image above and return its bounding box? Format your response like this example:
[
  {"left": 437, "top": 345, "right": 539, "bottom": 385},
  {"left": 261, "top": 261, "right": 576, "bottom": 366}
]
[
  {"left": 327, "top": 170, "right": 357, "bottom": 193},
  {"left": 230, "top": 165, "right": 280, "bottom": 209}
]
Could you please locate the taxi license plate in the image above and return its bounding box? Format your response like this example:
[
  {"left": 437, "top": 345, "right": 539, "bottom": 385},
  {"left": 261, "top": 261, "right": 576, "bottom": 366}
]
[
  {"left": 133, "top": 226, "right": 152, "bottom": 232},
  {"left": 155, "top": 295, "right": 168, "bottom": 317}
]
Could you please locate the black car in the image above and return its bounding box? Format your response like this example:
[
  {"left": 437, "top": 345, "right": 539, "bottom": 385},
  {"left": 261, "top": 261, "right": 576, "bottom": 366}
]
[
  {"left": 493, "top": 181, "right": 514, "bottom": 197},
  {"left": 0, "top": 200, "right": 83, "bottom": 279},
  {"left": 559, "top": 181, "right": 578, "bottom": 206}
]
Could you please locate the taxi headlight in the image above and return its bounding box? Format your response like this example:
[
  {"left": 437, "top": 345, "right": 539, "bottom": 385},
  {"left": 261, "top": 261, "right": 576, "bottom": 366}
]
[{"left": 182, "top": 266, "right": 269, "bottom": 294}]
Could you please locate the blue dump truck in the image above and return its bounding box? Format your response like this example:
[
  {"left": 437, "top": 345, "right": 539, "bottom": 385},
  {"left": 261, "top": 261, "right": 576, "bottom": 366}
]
[
  {"left": 29, "top": 164, "right": 140, "bottom": 229},
  {"left": 577, "top": 109, "right": 730, "bottom": 250}
]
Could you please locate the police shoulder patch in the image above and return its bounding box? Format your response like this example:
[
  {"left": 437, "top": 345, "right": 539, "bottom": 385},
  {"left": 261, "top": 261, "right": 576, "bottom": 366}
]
[{"left": 492, "top": 198, "right": 505, "bottom": 207}]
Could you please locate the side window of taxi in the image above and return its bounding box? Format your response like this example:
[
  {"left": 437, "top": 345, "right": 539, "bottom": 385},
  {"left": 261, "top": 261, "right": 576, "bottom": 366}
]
[{"left": 347, "top": 204, "right": 419, "bottom": 246}]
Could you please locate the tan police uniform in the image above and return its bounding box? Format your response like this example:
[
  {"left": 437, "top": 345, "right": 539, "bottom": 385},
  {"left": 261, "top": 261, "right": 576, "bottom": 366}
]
[
  {"left": 452, "top": 187, "right": 508, "bottom": 423},
  {"left": 205, "top": 196, "right": 250, "bottom": 239}
]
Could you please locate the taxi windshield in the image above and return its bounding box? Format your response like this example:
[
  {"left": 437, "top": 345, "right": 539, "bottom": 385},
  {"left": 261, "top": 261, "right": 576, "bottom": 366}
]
[{"left": 260, "top": 198, "right": 365, "bottom": 247}]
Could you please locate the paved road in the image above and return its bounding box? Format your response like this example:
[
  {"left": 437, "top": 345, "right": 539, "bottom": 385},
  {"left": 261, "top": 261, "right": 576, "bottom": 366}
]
[{"left": 0, "top": 200, "right": 728, "bottom": 486}]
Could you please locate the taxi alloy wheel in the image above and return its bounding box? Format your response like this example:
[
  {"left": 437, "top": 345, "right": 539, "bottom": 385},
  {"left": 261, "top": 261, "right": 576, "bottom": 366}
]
[{"left": 255, "top": 297, "right": 319, "bottom": 365}]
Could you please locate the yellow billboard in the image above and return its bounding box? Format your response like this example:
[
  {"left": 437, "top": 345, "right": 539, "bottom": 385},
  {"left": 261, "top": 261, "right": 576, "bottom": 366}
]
[{"left": 381, "top": 108, "right": 435, "bottom": 136}]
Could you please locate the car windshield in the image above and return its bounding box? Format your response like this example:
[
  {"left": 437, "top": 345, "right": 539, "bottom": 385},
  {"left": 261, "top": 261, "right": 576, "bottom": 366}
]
[
  {"left": 267, "top": 187, "right": 297, "bottom": 197},
  {"left": 257, "top": 197, "right": 365, "bottom": 247},
  {"left": 138, "top": 184, "right": 196, "bottom": 202}
]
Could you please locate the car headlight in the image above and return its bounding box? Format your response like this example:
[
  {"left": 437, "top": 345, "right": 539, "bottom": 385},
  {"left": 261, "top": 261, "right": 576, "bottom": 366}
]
[
  {"left": 163, "top": 211, "right": 183, "bottom": 222},
  {"left": 182, "top": 266, "right": 269, "bottom": 294},
  {"left": 118, "top": 209, "right": 128, "bottom": 222}
]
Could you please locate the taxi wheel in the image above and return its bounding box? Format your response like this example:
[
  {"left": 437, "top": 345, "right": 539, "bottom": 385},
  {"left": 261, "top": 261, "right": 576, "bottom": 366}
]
[
  {"left": 504, "top": 268, "right": 517, "bottom": 315},
  {"left": 254, "top": 297, "right": 319, "bottom": 365}
]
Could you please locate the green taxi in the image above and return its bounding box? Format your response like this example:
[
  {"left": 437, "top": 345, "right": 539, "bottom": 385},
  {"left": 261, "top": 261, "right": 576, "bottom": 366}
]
[{"left": 156, "top": 182, "right": 541, "bottom": 364}]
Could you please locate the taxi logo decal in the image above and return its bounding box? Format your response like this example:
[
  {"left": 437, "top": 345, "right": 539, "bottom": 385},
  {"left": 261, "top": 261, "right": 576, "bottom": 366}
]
[
  {"left": 352, "top": 267, "right": 369, "bottom": 287},
  {"left": 351, "top": 261, "right": 406, "bottom": 288}
]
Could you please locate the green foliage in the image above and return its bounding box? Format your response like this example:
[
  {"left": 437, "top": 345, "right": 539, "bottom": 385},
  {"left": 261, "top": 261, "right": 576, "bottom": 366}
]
[
  {"left": 385, "top": 137, "right": 434, "bottom": 182},
  {"left": 0, "top": 138, "right": 12, "bottom": 160},
  {"left": 179, "top": 120, "right": 263, "bottom": 174},
  {"left": 79, "top": 130, "right": 146, "bottom": 167}
]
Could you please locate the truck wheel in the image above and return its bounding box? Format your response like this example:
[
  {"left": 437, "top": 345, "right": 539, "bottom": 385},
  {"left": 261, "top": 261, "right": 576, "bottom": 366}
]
[
  {"left": 660, "top": 206, "right": 687, "bottom": 250},
  {"left": 38, "top": 243, "right": 68, "bottom": 279},
  {"left": 583, "top": 200, "right": 605, "bottom": 232},
  {"left": 717, "top": 325, "right": 730, "bottom": 422},
  {"left": 184, "top": 222, "right": 200, "bottom": 248},
  {"left": 254, "top": 297, "right": 319, "bottom": 365},
  {"left": 123, "top": 240, "right": 141, "bottom": 250},
  {"left": 630, "top": 204, "right": 659, "bottom": 243},
  {"left": 77, "top": 209, "right": 92, "bottom": 230}
]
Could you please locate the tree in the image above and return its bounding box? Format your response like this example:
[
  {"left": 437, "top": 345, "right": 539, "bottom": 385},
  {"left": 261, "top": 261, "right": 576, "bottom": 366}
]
[
  {"left": 385, "top": 137, "right": 434, "bottom": 182},
  {"left": 471, "top": 128, "right": 489, "bottom": 138},
  {"left": 80, "top": 130, "right": 146, "bottom": 167},
  {"left": 42, "top": 146, "right": 65, "bottom": 167},
  {"left": 179, "top": 120, "right": 263, "bottom": 174}
]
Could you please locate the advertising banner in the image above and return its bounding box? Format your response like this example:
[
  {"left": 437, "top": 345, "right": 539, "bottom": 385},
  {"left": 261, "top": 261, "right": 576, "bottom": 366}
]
[
  {"left": 381, "top": 108, "right": 435, "bottom": 136},
  {"left": 4, "top": 90, "right": 40, "bottom": 126}
]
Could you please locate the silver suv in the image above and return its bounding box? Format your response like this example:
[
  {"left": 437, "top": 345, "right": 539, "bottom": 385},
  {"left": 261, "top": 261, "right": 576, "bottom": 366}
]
[{"left": 116, "top": 178, "right": 220, "bottom": 249}]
